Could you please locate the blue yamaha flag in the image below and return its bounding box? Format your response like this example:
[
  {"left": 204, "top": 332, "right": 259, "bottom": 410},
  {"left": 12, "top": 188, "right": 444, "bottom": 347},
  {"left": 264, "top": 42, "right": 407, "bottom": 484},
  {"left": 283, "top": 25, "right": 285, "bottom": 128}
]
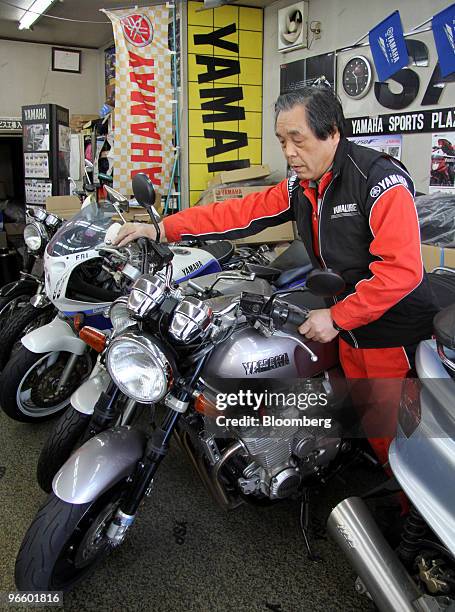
[
  {"left": 369, "top": 11, "right": 409, "bottom": 81},
  {"left": 432, "top": 4, "right": 455, "bottom": 77}
]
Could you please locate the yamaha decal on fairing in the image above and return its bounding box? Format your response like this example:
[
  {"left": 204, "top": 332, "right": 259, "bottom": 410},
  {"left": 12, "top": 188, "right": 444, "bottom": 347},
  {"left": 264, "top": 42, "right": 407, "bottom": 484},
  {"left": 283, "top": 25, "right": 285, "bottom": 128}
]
[{"left": 182, "top": 260, "right": 203, "bottom": 276}]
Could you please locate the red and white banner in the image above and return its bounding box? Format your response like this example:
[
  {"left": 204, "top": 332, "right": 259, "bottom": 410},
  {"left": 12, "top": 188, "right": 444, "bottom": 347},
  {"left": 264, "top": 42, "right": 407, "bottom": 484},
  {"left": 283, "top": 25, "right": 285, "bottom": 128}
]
[{"left": 105, "top": 7, "right": 174, "bottom": 195}]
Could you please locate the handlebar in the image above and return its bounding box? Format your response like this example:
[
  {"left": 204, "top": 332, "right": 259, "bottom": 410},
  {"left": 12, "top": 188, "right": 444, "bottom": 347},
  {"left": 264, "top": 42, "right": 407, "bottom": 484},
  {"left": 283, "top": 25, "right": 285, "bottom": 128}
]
[{"left": 285, "top": 308, "right": 309, "bottom": 327}]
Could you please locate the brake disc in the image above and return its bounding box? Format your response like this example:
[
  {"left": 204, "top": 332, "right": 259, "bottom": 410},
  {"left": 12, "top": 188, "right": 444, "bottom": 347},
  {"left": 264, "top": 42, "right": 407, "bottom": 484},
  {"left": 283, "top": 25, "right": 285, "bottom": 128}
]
[{"left": 30, "top": 354, "right": 91, "bottom": 407}]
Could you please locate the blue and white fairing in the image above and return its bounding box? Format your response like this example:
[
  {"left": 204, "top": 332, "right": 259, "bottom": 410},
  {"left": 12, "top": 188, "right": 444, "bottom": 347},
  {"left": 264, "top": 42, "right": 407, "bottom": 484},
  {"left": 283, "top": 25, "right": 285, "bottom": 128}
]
[{"left": 44, "top": 201, "right": 221, "bottom": 316}]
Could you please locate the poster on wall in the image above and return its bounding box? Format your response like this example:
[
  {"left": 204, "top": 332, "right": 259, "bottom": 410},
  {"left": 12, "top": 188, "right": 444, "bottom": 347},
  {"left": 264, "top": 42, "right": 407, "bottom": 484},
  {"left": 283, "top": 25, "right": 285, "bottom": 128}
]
[
  {"left": 430, "top": 132, "right": 455, "bottom": 194},
  {"left": 23, "top": 124, "right": 50, "bottom": 152},
  {"left": 24, "top": 153, "right": 49, "bottom": 178},
  {"left": 348, "top": 134, "right": 402, "bottom": 160},
  {"left": 24, "top": 179, "right": 53, "bottom": 204},
  {"left": 280, "top": 52, "right": 336, "bottom": 94},
  {"left": 104, "top": 7, "right": 174, "bottom": 196},
  {"left": 187, "top": 1, "right": 264, "bottom": 206}
]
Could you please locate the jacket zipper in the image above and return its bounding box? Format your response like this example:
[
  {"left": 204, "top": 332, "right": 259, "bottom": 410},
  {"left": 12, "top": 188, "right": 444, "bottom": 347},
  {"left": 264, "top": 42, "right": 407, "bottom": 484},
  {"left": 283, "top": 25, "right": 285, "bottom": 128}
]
[{"left": 318, "top": 173, "right": 359, "bottom": 349}]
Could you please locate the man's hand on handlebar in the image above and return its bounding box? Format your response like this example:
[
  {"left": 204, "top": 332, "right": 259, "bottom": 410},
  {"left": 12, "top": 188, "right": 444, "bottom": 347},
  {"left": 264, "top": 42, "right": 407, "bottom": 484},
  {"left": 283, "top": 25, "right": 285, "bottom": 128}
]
[
  {"left": 298, "top": 308, "right": 339, "bottom": 343},
  {"left": 113, "top": 222, "right": 166, "bottom": 248}
]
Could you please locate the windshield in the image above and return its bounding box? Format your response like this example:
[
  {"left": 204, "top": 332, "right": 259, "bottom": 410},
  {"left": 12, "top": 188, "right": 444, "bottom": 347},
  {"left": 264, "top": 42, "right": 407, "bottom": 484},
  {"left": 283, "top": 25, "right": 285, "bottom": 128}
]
[{"left": 47, "top": 201, "right": 120, "bottom": 257}]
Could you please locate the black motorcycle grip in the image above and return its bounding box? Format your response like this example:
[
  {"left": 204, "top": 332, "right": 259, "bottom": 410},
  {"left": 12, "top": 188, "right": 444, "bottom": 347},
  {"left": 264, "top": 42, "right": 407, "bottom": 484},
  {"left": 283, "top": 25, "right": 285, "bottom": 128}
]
[{"left": 287, "top": 309, "right": 309, "bottom": 327}]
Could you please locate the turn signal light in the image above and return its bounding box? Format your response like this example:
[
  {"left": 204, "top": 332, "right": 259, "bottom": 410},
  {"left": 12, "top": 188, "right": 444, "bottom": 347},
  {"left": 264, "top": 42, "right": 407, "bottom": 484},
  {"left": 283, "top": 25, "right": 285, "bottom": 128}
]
[
  {"left": 79, "top": 326, "right": 107, "bottom": 353},
  {"left": 194, "top": 393, "right": 219, "bottom": 417},
  {"left": 73, "top": 314, "right": 85, "bottom": 332}
]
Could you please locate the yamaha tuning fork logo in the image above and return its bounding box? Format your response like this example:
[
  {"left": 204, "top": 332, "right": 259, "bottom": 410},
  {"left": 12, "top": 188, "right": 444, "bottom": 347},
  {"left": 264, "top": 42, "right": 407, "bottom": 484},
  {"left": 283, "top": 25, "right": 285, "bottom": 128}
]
[
  {"left": 120, "top": 14, "right": 154, "bottom": 47},
  {"left": 378, "top": 27, "right": 400, "bottom": 65},
  {"left": 444, "top": 22, "right": 455, "bottom": 53}
]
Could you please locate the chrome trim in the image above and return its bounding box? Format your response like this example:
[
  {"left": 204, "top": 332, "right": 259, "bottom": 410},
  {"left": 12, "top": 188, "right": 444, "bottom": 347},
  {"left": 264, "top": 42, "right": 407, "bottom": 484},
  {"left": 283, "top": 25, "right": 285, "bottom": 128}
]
[
  {"left": 127, "top": 274, "right": 167, "bottom": 319},
  {"left": 169, "top": 296, "right": 213, "bottom": 342},
  {"left": 436, "top": 341, "right": 455, "bottom": 373}
]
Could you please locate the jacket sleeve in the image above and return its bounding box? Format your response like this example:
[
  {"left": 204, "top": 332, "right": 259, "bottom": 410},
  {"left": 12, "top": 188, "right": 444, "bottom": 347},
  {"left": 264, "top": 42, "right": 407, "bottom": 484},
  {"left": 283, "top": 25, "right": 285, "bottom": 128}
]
[
  {"left": 330, "top": 183, "right": 424, "bottom": 331},
  {"left": 162, "top": 179, "right": 294, "bottom": 242}
]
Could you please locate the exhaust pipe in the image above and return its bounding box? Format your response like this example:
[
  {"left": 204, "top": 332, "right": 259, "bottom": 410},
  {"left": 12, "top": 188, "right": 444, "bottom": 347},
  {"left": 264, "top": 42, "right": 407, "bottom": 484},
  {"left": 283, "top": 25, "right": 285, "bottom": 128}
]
[{"left": 328, "top": 497, "right": 421, "bottom": 612}]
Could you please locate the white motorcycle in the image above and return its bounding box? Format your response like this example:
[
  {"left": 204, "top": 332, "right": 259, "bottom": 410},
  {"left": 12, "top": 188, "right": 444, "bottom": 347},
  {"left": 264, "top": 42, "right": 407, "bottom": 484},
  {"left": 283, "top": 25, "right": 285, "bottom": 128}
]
[{"left": 0, "top": 188, "right": 227, "bottom": 423}]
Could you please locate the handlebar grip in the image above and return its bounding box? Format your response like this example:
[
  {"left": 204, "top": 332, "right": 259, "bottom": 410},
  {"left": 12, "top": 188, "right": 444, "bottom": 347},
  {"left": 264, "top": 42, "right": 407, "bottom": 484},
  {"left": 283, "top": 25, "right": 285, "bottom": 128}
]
[{"left": 287, "top": 309, "right": 309, "bottom": 327}]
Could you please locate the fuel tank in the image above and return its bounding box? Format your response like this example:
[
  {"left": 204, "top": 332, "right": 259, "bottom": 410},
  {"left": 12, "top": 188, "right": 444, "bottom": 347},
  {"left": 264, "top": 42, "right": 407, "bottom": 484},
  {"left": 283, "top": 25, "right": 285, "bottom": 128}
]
[
  {"left": 201, "top": 326, "right": 338, "bottom": 381},
  {"left": 203, "top": 289, "right": 338, "bottom": 380}
]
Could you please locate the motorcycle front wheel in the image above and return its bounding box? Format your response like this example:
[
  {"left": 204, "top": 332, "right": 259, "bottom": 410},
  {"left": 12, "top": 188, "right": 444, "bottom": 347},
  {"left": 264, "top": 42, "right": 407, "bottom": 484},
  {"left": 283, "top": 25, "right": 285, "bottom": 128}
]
[
  {"left": 36, "top": 408, "right": 91, "bottom": 492},
  {"left": 0, "top": 285, "right": 37, "bottom": 333},
  {"left": 15, "top": 484, "right": 126, "bottom": 591},
  {"left": 0, "top": 303, "right": 55, "bottom": 370},
  {"left": 0, "top": 346, "right": 93, "bottom": 422}
]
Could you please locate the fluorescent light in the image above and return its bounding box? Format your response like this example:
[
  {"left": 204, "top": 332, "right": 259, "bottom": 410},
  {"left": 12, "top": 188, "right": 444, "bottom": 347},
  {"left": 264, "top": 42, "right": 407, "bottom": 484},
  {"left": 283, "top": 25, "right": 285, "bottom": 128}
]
[{"left": 18, "top": 0, "right": 55, "bottom": 30}]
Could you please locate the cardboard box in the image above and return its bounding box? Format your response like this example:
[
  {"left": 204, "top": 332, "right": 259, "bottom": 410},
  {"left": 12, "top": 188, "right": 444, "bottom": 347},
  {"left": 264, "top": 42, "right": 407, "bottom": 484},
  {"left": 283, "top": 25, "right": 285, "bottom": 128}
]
[
  {"left": 45, "top": 195, "right": 81, "bottom": 220},
  {"left": 207, "top": 165, "right": 270, "bottom": 188},
  {"left": 196, "top": 184, "right": 294, "bottom": 244},
  {"left": 421, "top": 243, "right": 455, "bottom": 272},
  {"left": 69, "top": 114, "right": 99, "bottom": 133}
]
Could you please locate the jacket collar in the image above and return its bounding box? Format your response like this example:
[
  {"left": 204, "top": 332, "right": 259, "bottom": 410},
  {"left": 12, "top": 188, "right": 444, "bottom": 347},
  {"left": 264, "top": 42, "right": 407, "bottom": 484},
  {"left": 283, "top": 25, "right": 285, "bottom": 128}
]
[{"left": 332, "top": 136, "right": 350, "bottom": 176}]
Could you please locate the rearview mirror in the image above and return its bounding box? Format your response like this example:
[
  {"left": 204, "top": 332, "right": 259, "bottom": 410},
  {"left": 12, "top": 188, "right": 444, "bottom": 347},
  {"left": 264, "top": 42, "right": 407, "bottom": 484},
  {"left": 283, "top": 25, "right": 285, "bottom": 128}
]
[
  {"left": 131, "top": 173, "right": 160, "bottom": 242},
  {"left": 132, "top": 173, "right": 156, "bottom": 209},
  {"left": 305, "top": 269, "right": 345, "bottom": 297}
]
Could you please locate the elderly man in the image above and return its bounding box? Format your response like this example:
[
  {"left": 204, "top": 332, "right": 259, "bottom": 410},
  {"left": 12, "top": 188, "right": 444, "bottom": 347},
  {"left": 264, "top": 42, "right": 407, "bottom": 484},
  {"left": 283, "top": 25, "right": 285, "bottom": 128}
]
[{"left": 115, "top": 86, "right": 437, "bottom": 465}]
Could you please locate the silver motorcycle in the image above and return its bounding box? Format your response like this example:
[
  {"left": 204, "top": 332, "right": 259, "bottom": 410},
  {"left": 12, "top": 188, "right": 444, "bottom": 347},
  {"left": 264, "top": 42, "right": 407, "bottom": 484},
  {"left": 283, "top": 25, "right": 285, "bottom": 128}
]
[
  {"left": 15, "top": 174, "right": 353, "bottom": 592},
  {"left": 328, "top": 295, "right": 455, "bottom": 611}
]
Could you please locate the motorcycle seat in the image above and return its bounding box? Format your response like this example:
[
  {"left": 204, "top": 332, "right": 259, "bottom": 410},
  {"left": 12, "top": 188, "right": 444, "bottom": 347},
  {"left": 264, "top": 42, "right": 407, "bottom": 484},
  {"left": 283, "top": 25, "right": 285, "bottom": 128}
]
[
  {"left": 428, "top": 269, "right": 455, "bottom": 310},
  {"left": 275, "top": 264, "right": 313, "bottom": 288},
  {"left": 269, "top": 239, "right": 312, "bottom": 271},
  {"left": 244, "top": 263, "right": 282, "bottom": 281},
  {"left": 199, "top": 240, "right": 235, "bottom": 265},
  {"left": 434, "top": 304, "right": 455, "bottom": 350}
]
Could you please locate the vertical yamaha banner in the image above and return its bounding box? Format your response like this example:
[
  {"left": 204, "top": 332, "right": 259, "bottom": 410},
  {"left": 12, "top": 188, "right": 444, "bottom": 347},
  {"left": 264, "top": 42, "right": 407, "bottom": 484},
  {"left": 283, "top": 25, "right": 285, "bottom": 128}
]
[
  {"left": 187, "top": 1, "right": 263, "bottom": 206},
  {"left": 105, "top": 7, "right": 174, "bottom": 195},
  {"left": 369, "top": 11, "right": 409, "bottom": 82},
  {"left": 432, "top": 4, "right": 455, "bottom": 78}
]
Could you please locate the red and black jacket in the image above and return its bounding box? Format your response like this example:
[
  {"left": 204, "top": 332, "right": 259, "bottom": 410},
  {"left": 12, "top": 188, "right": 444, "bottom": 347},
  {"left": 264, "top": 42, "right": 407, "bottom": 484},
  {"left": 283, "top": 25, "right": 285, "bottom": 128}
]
[{"left": 164, "top": 138, "right": 437, "bottom": 349}]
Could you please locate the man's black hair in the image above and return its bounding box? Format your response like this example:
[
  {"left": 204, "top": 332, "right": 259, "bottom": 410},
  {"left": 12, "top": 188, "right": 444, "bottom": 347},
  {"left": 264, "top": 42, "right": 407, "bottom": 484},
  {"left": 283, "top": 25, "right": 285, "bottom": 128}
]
[{"left": 274, "top": 87, "right": 346, "bottom": 139}]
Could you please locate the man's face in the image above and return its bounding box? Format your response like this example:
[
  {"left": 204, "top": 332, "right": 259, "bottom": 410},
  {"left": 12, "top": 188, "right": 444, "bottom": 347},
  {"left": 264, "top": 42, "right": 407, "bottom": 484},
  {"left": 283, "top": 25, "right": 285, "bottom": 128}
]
[{"left": 275, "top": 104, "right": 340, "bottom": 181}]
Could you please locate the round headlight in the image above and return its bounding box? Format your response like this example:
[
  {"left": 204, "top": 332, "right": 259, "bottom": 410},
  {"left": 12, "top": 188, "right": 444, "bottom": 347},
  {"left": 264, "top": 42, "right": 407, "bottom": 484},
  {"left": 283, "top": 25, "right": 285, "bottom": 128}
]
[
  {"left": 106, "top": 331, "right": 173, "bottom": 403},
  {"left": 24, "top": 222, "right": 46, "bottom": 252},
  {"left": 109, "top": 297, "right": 136, "bottom": 335}
]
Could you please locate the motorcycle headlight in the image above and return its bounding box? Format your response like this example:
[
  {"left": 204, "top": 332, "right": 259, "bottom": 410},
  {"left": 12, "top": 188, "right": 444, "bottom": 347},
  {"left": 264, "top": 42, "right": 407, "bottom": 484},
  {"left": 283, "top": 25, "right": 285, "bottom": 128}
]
[
  {"left": 109, "top": 296, "right": 136, "bottom": 335},
  {"left": 24, "top": 222, "right": 47, "bottom": 253},
  {"left": 106, "top": 331, "right": 173, "bottom": 403}
]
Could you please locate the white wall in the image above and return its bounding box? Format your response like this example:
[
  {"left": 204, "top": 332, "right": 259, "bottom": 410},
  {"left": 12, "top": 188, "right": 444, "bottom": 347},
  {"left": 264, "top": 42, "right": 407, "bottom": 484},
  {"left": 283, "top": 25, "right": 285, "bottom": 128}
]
[
  {"left": 0, "top": 39, "right": 105, "bottom": 118},
  {"left": 263, "top": 0, "right": 454, "bottom": 193}
]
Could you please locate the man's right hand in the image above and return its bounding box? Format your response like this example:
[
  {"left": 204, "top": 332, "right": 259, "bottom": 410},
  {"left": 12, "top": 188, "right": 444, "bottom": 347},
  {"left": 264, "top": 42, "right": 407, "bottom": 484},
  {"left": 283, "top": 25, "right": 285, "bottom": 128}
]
[{"left": 113, "top": 222, "right": 165, "bottom": 248}]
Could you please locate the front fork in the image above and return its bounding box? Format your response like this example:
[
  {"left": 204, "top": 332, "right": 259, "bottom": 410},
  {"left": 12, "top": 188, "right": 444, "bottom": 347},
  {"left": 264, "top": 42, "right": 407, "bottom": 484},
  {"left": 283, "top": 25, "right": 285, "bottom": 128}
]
[
  {"left": 106, "top": 406, "right": 182, "bottom": 545},
  {"left": 104, "top": 352, "right": 208, "bottom": 546}
]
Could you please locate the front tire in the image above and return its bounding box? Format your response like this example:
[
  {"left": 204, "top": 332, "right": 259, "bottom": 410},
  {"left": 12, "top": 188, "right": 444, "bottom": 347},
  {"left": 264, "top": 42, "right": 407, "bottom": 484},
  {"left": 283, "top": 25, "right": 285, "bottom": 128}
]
[
  {"left": 0, "top": 284, "right": 37, "bottom": 333},
  {"left": 15, "top": 486, "right": 125, "bottom": 591},
  {"left": 0, "top": 303, "right": 55, "bottom": 370},
  {"left": 37, "top": 408, "right": 91, "bottom": 492},
  {"left": 0, "top": 346, "right": 92, "bottom": 422}
]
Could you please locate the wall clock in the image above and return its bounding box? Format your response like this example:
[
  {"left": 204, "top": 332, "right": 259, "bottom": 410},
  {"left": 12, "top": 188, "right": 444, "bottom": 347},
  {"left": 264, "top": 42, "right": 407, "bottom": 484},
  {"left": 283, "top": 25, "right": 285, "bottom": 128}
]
[{"left": 342, "top": 56, "right": 373, "bottom": 99}]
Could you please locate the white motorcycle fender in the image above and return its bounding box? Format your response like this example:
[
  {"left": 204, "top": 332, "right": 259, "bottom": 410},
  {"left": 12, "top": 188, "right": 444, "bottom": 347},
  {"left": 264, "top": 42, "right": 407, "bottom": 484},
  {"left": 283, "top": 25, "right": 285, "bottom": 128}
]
[
  {"left": 71, "top": 361, "right": 111, "bottom": 415},
  {"left": 21, "top": 316, "right": 87, "bottom": 356}
]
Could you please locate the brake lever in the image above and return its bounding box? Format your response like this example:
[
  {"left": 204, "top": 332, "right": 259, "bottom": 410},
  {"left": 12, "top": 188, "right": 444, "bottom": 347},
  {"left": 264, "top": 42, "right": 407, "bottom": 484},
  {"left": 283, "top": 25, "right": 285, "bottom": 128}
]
[{"left": 273, "top": 329, "right": 318, "bottom": 362}]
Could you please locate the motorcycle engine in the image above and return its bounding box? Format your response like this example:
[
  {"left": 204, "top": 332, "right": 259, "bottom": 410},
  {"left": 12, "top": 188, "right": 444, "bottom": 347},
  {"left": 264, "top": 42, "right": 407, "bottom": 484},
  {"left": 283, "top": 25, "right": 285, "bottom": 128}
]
[{"left": 227, "top": 380, "right": 342, "bottom": 500}]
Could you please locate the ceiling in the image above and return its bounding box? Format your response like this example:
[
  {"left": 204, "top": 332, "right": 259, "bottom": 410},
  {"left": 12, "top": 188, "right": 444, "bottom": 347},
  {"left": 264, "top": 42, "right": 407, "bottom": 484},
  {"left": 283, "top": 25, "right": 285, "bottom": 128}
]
[{"left": 0, "top": 0, "right": 274, "bottom": 49}]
